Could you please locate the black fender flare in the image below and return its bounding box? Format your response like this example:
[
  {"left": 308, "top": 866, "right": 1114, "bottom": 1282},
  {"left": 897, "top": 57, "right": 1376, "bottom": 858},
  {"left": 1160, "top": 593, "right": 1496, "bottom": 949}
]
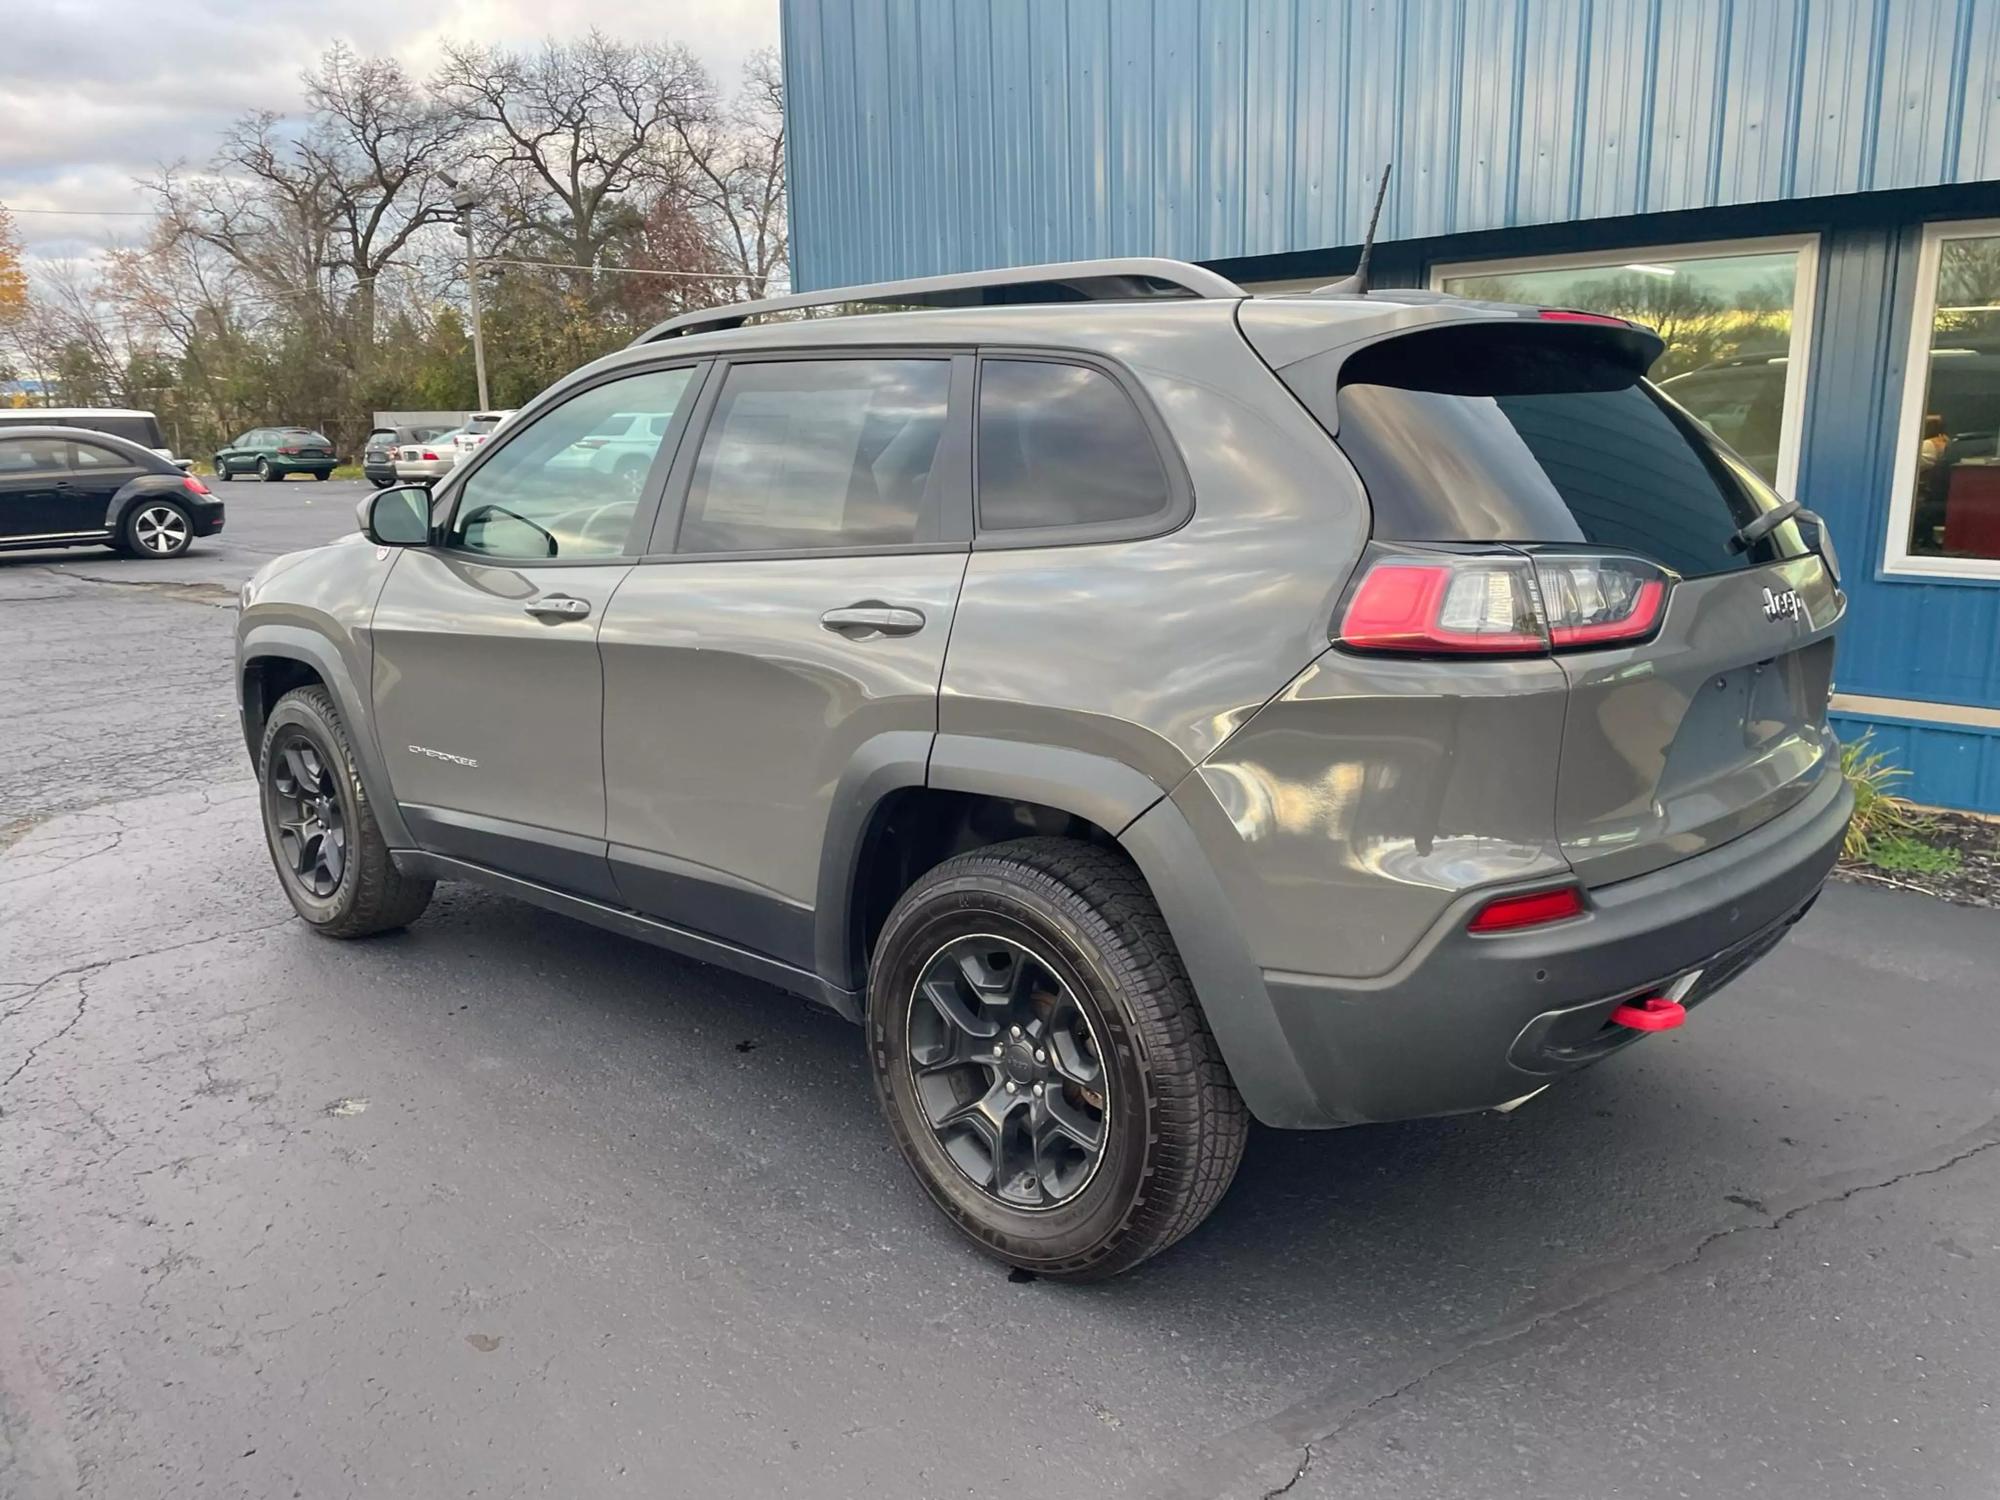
[
  {"left": 237, "top": 623, "right": 413, "bottom": 849},
  {"left": 814, "top": 732, "right": 1317, "bottom": 1127}
]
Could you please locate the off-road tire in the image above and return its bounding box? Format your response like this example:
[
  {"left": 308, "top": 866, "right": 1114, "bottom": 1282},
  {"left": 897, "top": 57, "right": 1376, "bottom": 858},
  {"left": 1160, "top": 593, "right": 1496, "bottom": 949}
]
[
  {"left": 868, "top": 836, "right": 1248, "bottom": 1280},
  {"left": 258, "top": 686, "right": 433, "bottom": 938}
]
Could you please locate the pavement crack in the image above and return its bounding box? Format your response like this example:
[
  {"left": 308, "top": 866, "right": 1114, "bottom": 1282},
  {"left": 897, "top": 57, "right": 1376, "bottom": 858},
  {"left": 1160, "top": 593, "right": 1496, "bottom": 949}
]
[
  {"left": 1260, "top": 1445, "right": 1314, "bottom": 1499},
  {"left": 1, "top": 974, "right": 91, "bottom": 1093}
]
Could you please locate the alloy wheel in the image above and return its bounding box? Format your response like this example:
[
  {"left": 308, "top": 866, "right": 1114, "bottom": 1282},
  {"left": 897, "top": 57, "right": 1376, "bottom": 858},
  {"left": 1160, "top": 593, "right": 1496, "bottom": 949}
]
[
  {"left": 906, "top": 933, "right": 1110, "bottom": 1210},
  {"left": 132, "top": 505, "right": 190, "bottom": 556},
  {"left": 268, "top": 735, "right": 348, "bottom": 898}
]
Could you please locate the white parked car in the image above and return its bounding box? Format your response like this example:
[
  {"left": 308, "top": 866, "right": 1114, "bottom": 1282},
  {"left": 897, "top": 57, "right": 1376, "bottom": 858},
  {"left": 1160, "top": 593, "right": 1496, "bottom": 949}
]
[
  {"left": 393, "top": 427, "right": 465, "bottom": 487},
  {"left": 451, "top": 410, "right": 517, "bottom": 464}
]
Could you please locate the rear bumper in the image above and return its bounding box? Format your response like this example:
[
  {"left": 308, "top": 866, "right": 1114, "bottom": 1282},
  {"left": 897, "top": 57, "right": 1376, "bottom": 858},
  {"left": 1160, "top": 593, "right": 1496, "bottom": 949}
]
[{"left": 1260, "top": 769, "right": 1852, "bottom": 1126}]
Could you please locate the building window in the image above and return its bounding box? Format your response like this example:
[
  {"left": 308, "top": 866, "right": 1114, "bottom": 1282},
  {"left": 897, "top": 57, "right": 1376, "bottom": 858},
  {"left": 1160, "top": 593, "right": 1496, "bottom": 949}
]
[
  {"left": 1432, "top": 237, "right": 1818, "bottom": 498},
  {"left": 1886, "top": 219, "right": 2000, "bottom": 578}
]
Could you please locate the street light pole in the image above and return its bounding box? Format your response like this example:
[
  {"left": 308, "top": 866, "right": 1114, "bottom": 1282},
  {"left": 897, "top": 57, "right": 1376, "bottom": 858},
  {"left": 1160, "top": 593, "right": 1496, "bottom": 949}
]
[{"left": 442, "top": 174, "right": 491, "bottom": 412}]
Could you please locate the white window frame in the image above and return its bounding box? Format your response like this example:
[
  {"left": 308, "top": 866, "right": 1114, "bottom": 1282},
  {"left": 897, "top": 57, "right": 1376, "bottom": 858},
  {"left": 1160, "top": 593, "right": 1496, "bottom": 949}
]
[
  {"left": 1429, "top": 234, "right": 1821, "bottom": 502},
  {"left": 1883, "top": 216, "right": 2000, "bottom": 580}
]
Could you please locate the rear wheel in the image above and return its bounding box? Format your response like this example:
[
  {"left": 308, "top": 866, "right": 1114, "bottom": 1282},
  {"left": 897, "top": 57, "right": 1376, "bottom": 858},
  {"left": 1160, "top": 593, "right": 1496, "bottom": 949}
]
[
  {"left": 369, "top": 475, "right": 395, "bottom": 489},
  {"left": 313, "top": 469, "right": 330, "bottom": 481},
  {"left": 257, "top": 458, "right": 278, "bottom": 482},
  {"left": 258, "top": 686, "right": 433, "bottom": 937},
  {"left": 868, "top": 837, "right": 1248, "bottom": 1280},
  {"left": 124, "top": 500, "right": 193, "bottom": 558}
]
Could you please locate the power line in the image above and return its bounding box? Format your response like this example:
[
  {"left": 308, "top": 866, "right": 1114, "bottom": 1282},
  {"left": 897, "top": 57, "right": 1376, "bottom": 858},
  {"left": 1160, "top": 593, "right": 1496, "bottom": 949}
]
[{"left": 5, "top": 206, "right": 154, "bottom": 217}]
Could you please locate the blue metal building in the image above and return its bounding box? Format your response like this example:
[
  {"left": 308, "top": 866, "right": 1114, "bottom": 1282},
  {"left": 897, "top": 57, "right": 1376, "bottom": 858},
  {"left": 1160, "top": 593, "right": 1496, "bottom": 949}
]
[{"left": 781, "top": 0, "right": 2000, "bottom": 812}]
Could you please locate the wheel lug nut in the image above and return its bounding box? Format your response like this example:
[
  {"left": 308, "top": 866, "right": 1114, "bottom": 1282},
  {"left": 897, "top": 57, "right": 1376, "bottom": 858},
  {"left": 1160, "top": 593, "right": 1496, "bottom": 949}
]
[
  {"left": 993, "top": 1045, "right": 1004, "bottom": 1057},
  {"left": 1011, "top": 1025, "right": 1022, "bottom": 1038},
  {"left": 1032, "top": 1083, "right": 1043, "bottom": 1097},
  {"left": 1035, "top": 1050, "right": 1046, "bottom": 1064},
  {"left": 1005, "top": 1081, "right": 1017, "bottom": 1094}
]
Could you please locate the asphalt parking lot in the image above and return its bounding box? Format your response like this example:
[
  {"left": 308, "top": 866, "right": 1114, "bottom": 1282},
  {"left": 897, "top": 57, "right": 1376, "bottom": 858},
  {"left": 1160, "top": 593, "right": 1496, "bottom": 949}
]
[{"left": 4, "top": 481, "right": 1999, "bottom": 1499}]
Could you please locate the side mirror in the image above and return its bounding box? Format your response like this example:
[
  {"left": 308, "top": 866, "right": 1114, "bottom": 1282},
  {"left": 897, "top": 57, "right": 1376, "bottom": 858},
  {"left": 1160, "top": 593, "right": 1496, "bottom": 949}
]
[{"left": 359, "top": 486, "right": 432, "bottom": 546}]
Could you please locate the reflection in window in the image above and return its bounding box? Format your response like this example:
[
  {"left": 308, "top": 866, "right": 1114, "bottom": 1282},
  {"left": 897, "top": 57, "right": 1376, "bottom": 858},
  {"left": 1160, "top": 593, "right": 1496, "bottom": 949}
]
[
  {"left": 678, "top": 359, "right": 951, "bottom": 553},
  {"left": 1905, "top": 231, "right": 2000, "bottom": 560},
  {"left": 449, "top": 366, "right": 694, "bottom": 560},
  {"left": 1440, "top": 249, "right": 1802, "bottom": 486}
]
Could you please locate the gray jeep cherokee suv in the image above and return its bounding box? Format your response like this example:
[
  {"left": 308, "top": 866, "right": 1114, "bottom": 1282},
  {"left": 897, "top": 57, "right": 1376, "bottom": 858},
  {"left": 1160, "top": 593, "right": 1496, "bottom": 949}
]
[{"left": 236, "top": 258, "right": 1849, "bottom": 1280}]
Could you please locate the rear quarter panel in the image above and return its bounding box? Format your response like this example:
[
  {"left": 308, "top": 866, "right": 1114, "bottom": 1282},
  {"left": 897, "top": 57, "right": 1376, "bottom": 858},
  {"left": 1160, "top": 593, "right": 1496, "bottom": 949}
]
[{"left": 939, "top": 302, "right": 1368, "bottom": 793}]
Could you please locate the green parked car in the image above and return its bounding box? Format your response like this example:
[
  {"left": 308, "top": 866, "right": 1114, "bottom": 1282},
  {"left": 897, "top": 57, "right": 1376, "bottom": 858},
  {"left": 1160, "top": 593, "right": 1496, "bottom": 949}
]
[{"left": 213, "top": 427, "right": 338, "bottom": 482}]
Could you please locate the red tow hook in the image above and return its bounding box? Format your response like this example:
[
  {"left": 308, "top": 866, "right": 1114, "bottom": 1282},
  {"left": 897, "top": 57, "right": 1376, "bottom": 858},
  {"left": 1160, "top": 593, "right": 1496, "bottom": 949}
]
[{"left": 1609, "top": 996, "right": 1686, "bottom": 1032}]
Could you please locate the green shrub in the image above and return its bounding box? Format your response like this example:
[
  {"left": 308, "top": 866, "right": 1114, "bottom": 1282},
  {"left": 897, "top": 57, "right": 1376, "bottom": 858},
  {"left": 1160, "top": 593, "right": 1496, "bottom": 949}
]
[
  {"left": 1839, "top": 733, "right": 1927, "bottom": 862},
  {"left": 1865, "top": 833, "right": 1962, "bottom": 876}
]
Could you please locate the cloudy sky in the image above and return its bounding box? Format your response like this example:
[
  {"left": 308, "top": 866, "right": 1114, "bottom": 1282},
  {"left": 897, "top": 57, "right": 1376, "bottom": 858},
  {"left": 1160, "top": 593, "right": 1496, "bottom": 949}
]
[{"left": 2, "top": 0, "right": 781, "bottom": 259}]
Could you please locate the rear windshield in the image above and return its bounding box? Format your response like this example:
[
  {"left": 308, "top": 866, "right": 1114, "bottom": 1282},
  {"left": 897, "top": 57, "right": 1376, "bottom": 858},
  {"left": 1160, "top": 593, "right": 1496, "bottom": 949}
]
[{"left": 1305, "top": 324, "right": 1807, "bottom": 577}]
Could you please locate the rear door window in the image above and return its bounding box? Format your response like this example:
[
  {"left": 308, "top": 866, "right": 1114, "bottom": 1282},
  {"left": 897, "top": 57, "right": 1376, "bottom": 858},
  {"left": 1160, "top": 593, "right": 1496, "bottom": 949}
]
[
  {"left": 674, "top": 358, "right": 955, "bottom": 554},
  {"left": 975, "top": 358, "right": 1175, "bottom": 537},
  {"left": 1312, "top": 324, "right": 1808, "bottom": 577}
]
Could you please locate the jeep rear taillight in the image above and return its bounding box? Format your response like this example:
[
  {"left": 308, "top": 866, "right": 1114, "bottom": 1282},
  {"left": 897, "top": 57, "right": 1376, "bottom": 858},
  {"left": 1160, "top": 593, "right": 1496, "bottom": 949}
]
[{"left": 1336, "top": 548, "right": 1671, "bottom": 658}]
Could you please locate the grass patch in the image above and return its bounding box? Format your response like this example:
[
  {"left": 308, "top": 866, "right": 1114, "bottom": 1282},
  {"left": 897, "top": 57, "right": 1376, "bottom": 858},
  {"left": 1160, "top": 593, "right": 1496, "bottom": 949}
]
[
  {"left": 1864, "top": 834, "right": 1963, "bottom": 876},
  {"left": 1839, "top": 732, "right": 1928, "bottom": 863}
]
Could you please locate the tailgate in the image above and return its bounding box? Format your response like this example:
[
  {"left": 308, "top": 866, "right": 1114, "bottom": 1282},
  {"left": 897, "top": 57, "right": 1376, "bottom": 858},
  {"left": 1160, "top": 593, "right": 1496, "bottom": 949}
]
[{"left": 1551, "top": 553, "right": 1840, "bottom": 885}]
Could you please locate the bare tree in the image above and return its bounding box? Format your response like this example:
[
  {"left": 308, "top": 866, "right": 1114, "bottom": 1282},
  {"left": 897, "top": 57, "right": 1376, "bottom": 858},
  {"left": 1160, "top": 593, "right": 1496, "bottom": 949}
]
[
  {"left": 675, "top": 49, "right": 788, "bottom": 299},
  {"left": 434, "top": 32, "right": 712, "bottom": 298},
  {"left": 300, "top": 43, "right": 467, "bottom": 351}
]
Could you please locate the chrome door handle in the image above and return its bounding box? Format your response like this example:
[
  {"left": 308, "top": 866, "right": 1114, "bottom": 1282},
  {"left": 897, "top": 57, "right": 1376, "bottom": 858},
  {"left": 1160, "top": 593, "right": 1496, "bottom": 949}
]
[
  {"left": 524, "top": 595, "right": 592, "bottom": 621},
  {"left": 820, "top": 604, "right": 925, "bottom": 637}
]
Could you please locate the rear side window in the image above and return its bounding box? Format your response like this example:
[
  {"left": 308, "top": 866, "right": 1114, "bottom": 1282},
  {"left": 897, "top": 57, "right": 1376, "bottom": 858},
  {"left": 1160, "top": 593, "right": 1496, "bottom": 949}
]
[
  {"left": 676, "top": 358, "right": 952, "bottom": 554},
  {"left": 1311, "top": 324, "right": 1807, "bottom": 577},
  {"left": 81, "top": 415, "right": 162, "bottom": 447},
  {"left": 69, "top": 440, "right": 140, "bottom": 470},
  {"left": 975, "top": 359, "right": 1173, "bottom": 534}
]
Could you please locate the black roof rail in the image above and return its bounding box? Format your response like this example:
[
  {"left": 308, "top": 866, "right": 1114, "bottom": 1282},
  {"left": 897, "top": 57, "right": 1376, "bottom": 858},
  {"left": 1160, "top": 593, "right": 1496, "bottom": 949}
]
[{"left": 633, "top": 257, "right": 1246, "bottom": 344}]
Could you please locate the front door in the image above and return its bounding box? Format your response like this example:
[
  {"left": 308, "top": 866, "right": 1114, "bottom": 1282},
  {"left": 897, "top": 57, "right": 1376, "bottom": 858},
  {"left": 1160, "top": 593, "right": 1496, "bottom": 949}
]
[
  {"left": 600, "top": 353, "right": 973, "bottom": 975},
  {"left": 369, "top": 363, "right": 706, "bottom": 899}
]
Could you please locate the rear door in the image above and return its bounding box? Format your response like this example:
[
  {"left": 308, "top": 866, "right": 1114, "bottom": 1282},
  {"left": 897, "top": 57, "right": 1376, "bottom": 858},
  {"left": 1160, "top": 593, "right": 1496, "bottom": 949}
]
[
  {"left": 598, "top": 352, "right": 972, "bottom": 973},
  {"left": 1312, "top": 317, "right": 1841, "bottom": 886},
  {"left": 369, "top": 362, "right": 705, "bottom": 898}
]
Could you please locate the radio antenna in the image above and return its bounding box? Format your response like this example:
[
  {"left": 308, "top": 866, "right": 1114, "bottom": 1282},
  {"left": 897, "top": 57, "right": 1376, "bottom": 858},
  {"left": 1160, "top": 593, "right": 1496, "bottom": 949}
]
[{"left": 1315, "top": 163, "right": 1393, "bottom": 296}]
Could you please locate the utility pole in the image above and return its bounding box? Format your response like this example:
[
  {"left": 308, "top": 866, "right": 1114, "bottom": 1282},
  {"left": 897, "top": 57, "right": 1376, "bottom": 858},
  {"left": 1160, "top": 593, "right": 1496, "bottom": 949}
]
[{"left": 441, "top": 173, "right": 490, "bottom": 412}]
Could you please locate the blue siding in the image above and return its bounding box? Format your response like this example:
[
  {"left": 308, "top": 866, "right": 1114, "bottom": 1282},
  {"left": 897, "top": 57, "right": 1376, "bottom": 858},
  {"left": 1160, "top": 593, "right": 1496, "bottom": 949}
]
[
  {"left": 784, "top": 0, "right": 2000, "bottom": 287},
  {"left": 1830, "top": 712, "right": 2000, "bottom": 812},
  {"left": 1793, "top": 222, "right": 2000, "bottom": 715}
]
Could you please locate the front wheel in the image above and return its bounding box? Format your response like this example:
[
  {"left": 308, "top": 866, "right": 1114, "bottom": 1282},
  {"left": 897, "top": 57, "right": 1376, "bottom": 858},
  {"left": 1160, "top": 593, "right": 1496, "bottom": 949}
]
[
  {"left": 213, "top": 459, "right": 232, "bottom": 482},
  {"left": 258, "top": 686, "right": 434, "bottom": 937},
  {"left": 868, "top": 837, "right": 1248, "bottom": 1281}
]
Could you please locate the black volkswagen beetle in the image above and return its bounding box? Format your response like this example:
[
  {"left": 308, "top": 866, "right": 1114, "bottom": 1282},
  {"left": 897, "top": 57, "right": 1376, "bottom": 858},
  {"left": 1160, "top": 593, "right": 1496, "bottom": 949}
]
[{"left": 0, "top": 425, "right": 224, "bottom": 558}]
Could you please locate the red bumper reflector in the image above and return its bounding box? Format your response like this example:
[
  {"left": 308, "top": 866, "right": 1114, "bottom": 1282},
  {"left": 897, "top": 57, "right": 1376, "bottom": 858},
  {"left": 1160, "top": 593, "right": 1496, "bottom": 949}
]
[
  {"left": 1466, "top": 886, "right": 1584, "bottom": 934},
  {"left": 1609, "top": 997, "right": 1686, "bottom": 1032}
]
